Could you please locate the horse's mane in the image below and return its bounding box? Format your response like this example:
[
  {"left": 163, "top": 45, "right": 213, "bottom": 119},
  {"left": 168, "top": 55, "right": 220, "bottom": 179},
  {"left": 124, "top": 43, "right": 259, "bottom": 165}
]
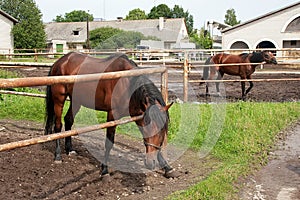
[
  {"left": 129, "top": 75, "right": 169, "bottom": 128},
  {"left": 249, "top": 51, "right": 264, "bottom": 63},
  {"left": 103, "top": 53, "right": 130, "bottom": 62},
  {"left": 130, "top": 75, "right": 166, "bottom": 107}
]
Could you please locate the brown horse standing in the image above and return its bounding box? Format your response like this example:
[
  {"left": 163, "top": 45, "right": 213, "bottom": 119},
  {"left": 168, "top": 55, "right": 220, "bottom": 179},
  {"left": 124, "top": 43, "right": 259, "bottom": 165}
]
[
  {"left": 45, "top": 52, "right": 176, "bottom": 178},
  {"left": 202, "top": 51, "right": 277, "bottom": 100}
]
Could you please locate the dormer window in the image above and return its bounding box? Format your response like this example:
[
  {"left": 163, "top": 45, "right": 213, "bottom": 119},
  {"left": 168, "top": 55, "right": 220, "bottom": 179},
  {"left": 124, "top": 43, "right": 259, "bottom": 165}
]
[{"left": 73, "top": 30, "right": 79, "bottom": 35}]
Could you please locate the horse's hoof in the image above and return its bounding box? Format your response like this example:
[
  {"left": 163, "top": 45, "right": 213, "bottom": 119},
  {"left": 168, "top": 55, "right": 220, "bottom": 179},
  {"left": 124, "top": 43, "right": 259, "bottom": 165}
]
[
  {"left": 68, "top": 150, "right": 77, "bottom": 156},
  {"left": 100, "top": 173, "right": 111, "bottom": 183},
  {"left": 54, "top": 160, "right": 63, "bottom": 164},
  {"left": 164, "top": 169, "right": 180, "bottom": 178}
]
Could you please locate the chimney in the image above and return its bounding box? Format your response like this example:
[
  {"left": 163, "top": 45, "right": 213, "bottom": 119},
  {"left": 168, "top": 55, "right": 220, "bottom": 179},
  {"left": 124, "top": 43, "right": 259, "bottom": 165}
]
[
  {"left": 159, "top": 17, "right": 164, "bottom": 31},
  {"left": 117, "top": 17, "right": 123, "bottom": 22}
]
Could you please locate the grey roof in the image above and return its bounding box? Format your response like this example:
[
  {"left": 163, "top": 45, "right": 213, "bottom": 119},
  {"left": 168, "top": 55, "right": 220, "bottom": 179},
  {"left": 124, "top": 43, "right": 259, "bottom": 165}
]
[
  {"left": 222, "top": 1, "right": 300, "bottom": 33},
  {"left": 0, "top": 9, "right": 18, "bottom": 24},
  {"left": 45, "top": 18, "right": 186, "bottom": 43}
]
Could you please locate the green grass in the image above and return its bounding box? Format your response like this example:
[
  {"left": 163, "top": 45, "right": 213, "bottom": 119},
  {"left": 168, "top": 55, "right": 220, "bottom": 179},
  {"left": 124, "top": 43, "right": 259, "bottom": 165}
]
[{"left": 167, "top": 102, "right": 300, "bottom": 200}]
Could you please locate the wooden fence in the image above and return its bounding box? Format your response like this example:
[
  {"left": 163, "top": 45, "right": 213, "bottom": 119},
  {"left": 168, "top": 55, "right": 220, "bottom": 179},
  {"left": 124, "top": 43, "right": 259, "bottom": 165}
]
[{"left": 0, "top": 67, "right": 168, "bottom": 152}]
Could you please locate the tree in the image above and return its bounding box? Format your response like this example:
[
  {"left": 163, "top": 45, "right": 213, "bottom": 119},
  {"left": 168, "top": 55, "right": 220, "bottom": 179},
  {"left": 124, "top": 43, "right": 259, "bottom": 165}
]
[
  {"left": 171, "top": 5, "right": 194, "bottom": 35},
  {"left": 125, "top": 8, "right": 147, "bottom": 20},
  {"left": 224, "top": 8, "right": 240, "bottom": 26},
  {"left": 89, "top": 27, "right": 123, "bottom": 49},
  {"left": 54, "top": 10, "right": 93, "bottom": 22},
  {"left": 190, "top": 28, "right": 212, "bottom": 49},
  {"left": 0, "top": 0, "right": 46, "bottom": 50},
  {"left": 148, "top": 4, "right": 172, "bottom": 19},
  {"left": 146, "top": 4, "right": 194, "bottom": 35},
  {"left": 89, "top": 27, "right": 159, "bottom": 49}
]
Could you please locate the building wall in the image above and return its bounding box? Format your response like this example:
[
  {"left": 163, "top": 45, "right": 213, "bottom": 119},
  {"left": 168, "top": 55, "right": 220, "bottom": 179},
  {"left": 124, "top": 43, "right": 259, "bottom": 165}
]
[
  {"left": 222, "top": 4, "right": 300, "bottom": 53},
  {"left": 0, "top": 14, "right": 14, "bottom": 53}
]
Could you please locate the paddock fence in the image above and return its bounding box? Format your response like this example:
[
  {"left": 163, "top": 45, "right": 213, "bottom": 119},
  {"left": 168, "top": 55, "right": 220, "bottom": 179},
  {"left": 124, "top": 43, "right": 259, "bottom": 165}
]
[
  {"left": 1, "top": 48, "right": 300, "bottom": 102},
  {"left": 0, "top": 67, "right": 168, "bottom": 152}
]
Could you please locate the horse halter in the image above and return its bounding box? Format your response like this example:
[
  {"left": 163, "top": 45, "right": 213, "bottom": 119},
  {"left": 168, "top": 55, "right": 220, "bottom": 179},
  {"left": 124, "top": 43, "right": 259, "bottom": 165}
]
[{"left": 144, "top": 141, "right": 162, "bottom": 151}]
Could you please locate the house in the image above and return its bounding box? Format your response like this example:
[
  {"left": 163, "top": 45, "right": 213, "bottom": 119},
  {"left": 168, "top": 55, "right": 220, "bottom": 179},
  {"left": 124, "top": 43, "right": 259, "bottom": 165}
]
[
  {"left": 0, "top": 10, "right": 18, "bottom": 54},
  {"left": 45, "top": 17, "right": 190, "bottom": 53},
  {"left": 222, "top": 2, "right": 300, "bottom": 57}
]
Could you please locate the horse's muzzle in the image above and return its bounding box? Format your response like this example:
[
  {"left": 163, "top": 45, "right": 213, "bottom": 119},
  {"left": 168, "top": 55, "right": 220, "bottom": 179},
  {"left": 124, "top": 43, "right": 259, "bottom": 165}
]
[
  {"left": 144, "top": 158, "right": 156, "bottom": 170},
  {"left": 144, "top": 151, "right": 158, "bottom": 170}
]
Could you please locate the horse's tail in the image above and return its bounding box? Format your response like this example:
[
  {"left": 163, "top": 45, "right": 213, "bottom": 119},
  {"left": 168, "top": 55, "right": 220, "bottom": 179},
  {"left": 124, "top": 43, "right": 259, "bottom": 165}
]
[
  {"left": 201, "top": 56, "right": 212, "bottom": 82},
  {"left": 44, "top": 73, "right": 55, "bottom": 135}
]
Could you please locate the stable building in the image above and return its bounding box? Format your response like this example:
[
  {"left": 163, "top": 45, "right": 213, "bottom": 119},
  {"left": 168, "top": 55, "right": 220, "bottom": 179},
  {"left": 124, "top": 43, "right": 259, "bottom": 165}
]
[
  {"left": 0, "top": 10, "right": 18, "bottom": 54},
  {"left": 45, "top": 17, "right": 190, "bottom": 53},
  {"left": 222, "top": 2, "right": 300, "bottom": 56}
]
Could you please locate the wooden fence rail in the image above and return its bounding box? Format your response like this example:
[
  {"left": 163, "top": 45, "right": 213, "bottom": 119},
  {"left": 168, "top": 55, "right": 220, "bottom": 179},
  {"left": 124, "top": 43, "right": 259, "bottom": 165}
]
[
  {"left": 0, "top": 67, "right": 167, "bottom": 88},
  {"left": 0, "top": 115, "right": 143, "bottom": 152}
]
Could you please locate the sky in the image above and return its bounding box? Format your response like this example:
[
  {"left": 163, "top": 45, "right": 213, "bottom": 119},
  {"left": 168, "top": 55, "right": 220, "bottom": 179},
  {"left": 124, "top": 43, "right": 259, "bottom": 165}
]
[{"left": 34, "top": 0, "right": 299, "bottom": 29}]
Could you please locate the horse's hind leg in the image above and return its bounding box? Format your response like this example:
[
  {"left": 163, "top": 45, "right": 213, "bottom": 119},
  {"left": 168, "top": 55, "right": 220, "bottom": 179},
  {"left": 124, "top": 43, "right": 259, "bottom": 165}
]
[
  {"left": 245, "top": 81, "right": 253, "bottom": 95},
  {"left": 64, "top": 100, "right": 81, "bottom": 155},
  {"left": 216, "top": 72, "right": 223, "bottom": 95},
  {"left": 241, "top": 80, "right": 247, "bottom": 101},
  {"left": 53, "top": 101, "right": 65, "bottom": 162},
  {"left": 101, "top": 110, "right": 116, "bottom": 177}
]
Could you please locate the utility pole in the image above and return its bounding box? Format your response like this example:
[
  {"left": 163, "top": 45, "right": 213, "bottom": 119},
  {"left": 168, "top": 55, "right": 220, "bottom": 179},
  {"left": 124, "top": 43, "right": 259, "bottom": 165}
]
[{"left": 86, "top": 10, "right": 90, "bottom": 49}]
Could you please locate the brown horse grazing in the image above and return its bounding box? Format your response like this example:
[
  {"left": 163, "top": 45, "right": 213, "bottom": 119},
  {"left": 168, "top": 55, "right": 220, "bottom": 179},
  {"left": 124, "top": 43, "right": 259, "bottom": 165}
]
[
  {"left": 202, "top": 51, "right": 277, "bottom": 100},
  {"left": 45, "top": 52, "right": 176, "bottom": 178}
]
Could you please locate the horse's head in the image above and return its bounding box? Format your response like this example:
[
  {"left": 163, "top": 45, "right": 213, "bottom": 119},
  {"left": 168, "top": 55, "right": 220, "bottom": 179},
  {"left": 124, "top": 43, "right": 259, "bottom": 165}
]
[
  {"left": 262, "top": 51, "right": 277, "bottom": 64},
  {"left": 140, "top": 102, "right": 173, "bottom": 170}
]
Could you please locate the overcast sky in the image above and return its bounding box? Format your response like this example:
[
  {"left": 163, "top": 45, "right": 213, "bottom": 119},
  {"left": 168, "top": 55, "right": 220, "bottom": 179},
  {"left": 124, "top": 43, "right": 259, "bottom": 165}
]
[{"left": 34, "top": 0, "right": 299, "bottom": 28}]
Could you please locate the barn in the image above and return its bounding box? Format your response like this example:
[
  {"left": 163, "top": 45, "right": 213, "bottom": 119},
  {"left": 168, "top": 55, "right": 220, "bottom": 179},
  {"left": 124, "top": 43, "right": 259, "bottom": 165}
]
[
  {"left": 222, "top": 2, "right": 300, "bottom": 56},
  {"left": 0, "top": 10, "right": 18, "bottom": 54}
]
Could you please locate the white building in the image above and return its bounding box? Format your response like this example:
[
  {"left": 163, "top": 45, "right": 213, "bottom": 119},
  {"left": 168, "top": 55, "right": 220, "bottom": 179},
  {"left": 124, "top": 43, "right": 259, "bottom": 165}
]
[
  {"left": 222, "top": 2, "right": 300, "bottom": 56},
  {"left": 0, "top": 10, "right": 18, "bottom": 53}
]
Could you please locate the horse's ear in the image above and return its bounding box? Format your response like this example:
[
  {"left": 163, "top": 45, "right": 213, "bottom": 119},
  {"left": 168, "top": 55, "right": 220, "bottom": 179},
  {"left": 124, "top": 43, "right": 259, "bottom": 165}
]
[{"left": 163, "top": 102, "right": 174, "bottom": 111}]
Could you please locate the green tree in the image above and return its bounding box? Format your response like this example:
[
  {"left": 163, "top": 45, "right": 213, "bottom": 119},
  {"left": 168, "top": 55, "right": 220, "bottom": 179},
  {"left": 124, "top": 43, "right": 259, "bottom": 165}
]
[
  {"left": 190, "top": 28, "right": 212, "bottom": 49},
  {"left": 89, "top": 27, "right": 123, "bottom": 48},
  {"left": 90, "top": 27, "right": 159, "bottom": 49},
  {"left": 147, "top": 4, "right": 194, "bottom": 35},
  {"left": 54, "top": 10, "right": 93, "bottom": 22},
  {"left": 125, "top": 8, "right": 147, "bottom": 20},
  {"left": 171, "top": 5, "right": 194, "bottom": 35},
  {"left": 148, "top": 4, "right": 172, "bottom": 19},
  {"left": 224, "top": 8, "right": 241, "bottom": 26},
  {"left": 0, "top": 0, "right": 46, "bottom": 50}
]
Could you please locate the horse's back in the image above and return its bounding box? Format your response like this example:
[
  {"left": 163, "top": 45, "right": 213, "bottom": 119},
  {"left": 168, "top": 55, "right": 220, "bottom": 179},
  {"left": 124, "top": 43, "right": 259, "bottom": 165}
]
[
  {"left": 212, "top": 53, "right": 247, "bottom": 64},
  {"left": 50, "top": 52, "right": 135, "bottom": 76}
]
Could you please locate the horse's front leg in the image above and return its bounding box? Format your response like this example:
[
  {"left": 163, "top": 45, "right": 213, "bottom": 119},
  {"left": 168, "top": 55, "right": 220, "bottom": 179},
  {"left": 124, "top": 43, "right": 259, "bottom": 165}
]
[{"left": 157, "top": 151, "right": 179, "bottom": 178}]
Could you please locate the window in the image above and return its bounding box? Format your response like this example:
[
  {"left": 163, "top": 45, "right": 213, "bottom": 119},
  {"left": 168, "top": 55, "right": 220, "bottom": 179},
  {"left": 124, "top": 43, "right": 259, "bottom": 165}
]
[
  {"left": 73, "top": 30, "right": 79, "bottom": 35},
  {"left": 291, "top": 40, "right": 297, "bottom": 46}
]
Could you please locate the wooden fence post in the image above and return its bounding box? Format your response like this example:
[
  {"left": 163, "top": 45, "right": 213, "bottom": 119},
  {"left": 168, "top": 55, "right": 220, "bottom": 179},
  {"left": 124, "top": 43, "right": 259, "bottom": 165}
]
[
  {"left": 183, "top": 52, "right": 189, "bottom": 102},
  {"left": 161, "top": 68, "right": 168, "bottom": 103}
]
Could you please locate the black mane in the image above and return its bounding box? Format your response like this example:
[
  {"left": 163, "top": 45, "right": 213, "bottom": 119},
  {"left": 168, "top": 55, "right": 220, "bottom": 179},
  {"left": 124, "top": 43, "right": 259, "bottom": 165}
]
[
  {"left": 249, "top": 51, "right": 264, "bottom": 63},
  {"left": 129, "top": 75, "right": 169, "bottom": 128},
  {"left": 130, "top": 75, "right": 166, "bottom": 107}
]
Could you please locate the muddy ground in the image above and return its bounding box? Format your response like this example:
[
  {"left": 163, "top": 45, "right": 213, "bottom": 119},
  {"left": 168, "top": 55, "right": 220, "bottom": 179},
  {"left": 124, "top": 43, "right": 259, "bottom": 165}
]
[{"left": 0, "top": 64, "right": 299, "bottom": 199}]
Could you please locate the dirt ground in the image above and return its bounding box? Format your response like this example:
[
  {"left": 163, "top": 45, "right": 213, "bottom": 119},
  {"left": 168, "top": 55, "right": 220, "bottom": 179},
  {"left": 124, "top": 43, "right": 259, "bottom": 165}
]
[
  {"left": 239, "top": 122, "right": 300, "bottom": 200},
  {"left": 0, "top": 64, "right": 299, "bottom": 199}
]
